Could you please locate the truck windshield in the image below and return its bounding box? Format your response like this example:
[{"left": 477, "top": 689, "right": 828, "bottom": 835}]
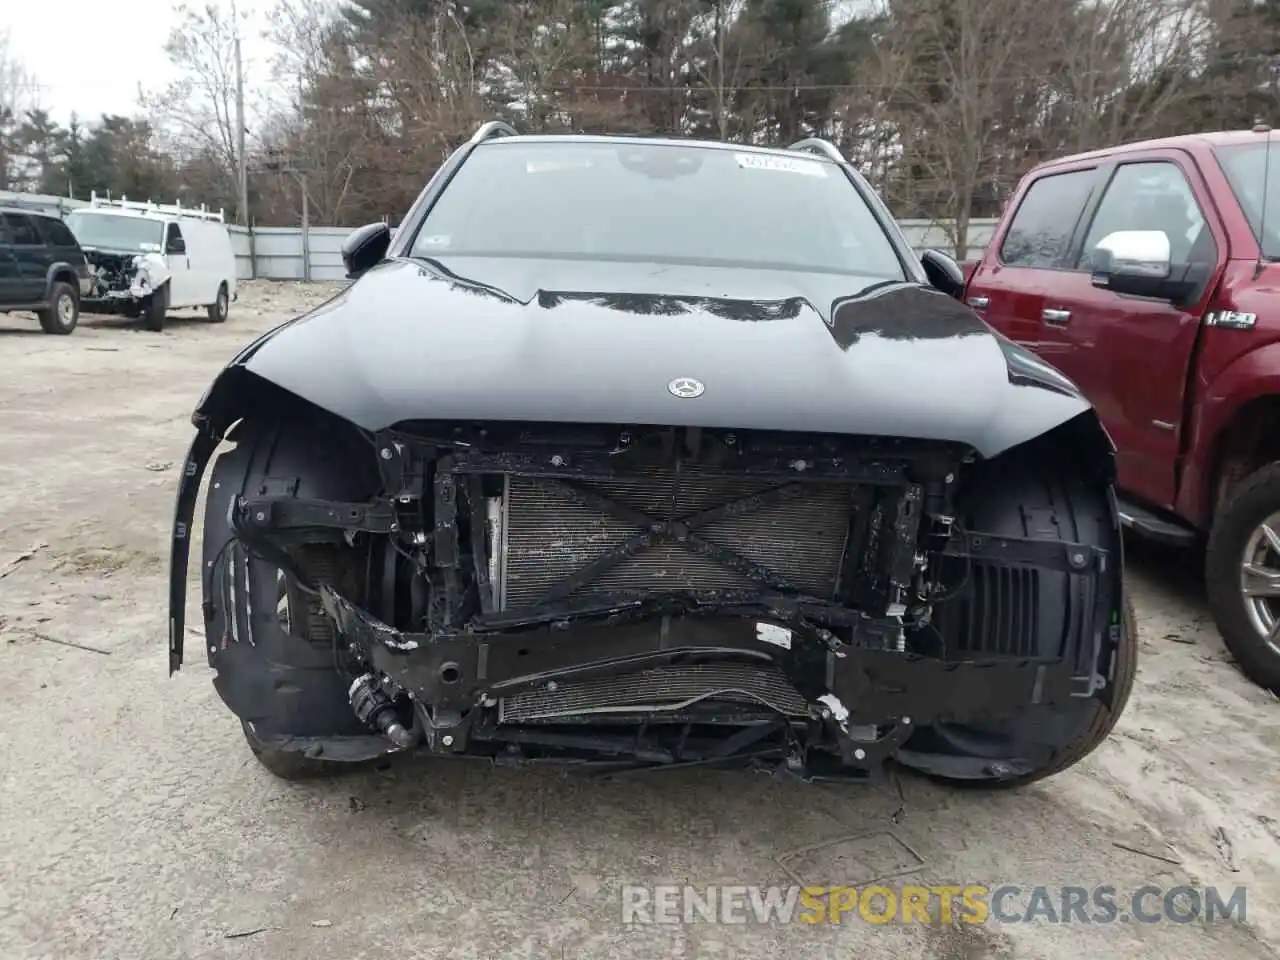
[
  {"left": 410, "top": 141, "right": 907, "bottom": 280},
  {"left": 1216, "top": 142, "right": 1280, "bottom": 259},
  {"left": 64, "top": 212, "right": 164, "bottom": 251}
]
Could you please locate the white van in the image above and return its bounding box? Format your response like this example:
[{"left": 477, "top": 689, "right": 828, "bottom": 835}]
[{"left": 65, "top": 195, "right": 237, "bottom": 331}]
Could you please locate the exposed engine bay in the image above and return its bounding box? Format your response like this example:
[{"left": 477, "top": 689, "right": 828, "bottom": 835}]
[
  {"left": 177, "top": 418, "right": 1122, "bottom": 782},
  {"left": 81, "top": 248, "right": 169, "bottom": 312}
]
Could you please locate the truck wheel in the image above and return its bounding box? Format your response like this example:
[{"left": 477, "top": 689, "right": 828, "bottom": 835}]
[
  {"left": 899, "top": 459, "right": 1137, "bottom": 787},
  {"left": 1205, "top": 461, "right": 1280, "bottom": 693},
  {"left": 143, "top": 285, "right": 169, "bottom": 332},
  {"left": 37, "top": 281, "right": 78, "bottom": 335},
  {"left": 207, "top": 282, "right": 229, "bottom": 323}
]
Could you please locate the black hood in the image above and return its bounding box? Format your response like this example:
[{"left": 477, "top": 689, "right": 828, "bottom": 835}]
[{"left": 224, "top": 256, "right": 1088, "bottom": 459}]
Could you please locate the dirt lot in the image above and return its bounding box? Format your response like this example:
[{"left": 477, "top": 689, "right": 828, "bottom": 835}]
[{"left": 0, "top": 280, "right": 1277, "bottom": 960}]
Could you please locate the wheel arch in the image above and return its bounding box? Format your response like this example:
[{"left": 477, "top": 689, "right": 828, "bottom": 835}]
[
  {"left": 44, "top": 262, "right": 80, "bottom": 297},
  {"left": 168, "top": 365, "right": 377, "bottom": 673},
  {"left": 1183, "top": 343, "right": 1280, "bottom": 528},
  {"left": 197, "top": 395, "right": 379, "bottom": 737},
  {"left": 1198, "top": 393, "right": 1280, "bottom": 530}
]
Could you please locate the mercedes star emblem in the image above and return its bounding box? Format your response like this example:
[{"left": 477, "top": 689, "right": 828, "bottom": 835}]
[{"left": 668, "top": 377, "right": 706, "bottom": 399}]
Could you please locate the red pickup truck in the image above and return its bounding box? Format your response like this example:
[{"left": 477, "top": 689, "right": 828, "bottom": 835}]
[{"left": 959, "top": 128, "right": 1280, "bottom": 693}]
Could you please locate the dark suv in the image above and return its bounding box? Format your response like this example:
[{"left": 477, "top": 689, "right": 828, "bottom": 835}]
[{"left": 0, "top": 208, "right": 92, "bottom": 335}]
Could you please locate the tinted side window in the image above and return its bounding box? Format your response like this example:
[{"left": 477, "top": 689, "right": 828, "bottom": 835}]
[
  {"left": 1076, "top": 161, "right": 1214, "bottom": 271},
  {"left": 34, "top": 216, "right": 79, "bottom": 248},
  {"left": 998, "top": 170, "right": 1096, "bottom": 268},
  {"left": 3, "top": 214, "right": 42, "bottom": 246},
  {"left": 166, "top": 223, "right": 184, "bottom": 245}
]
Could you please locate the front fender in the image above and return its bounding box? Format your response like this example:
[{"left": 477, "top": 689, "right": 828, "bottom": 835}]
[
  {"left": 131, "top": 253, "right": 170, "bottom": 299},
  {"left": 43, "top": 261, "right": 83, "bottom": 292},
  {"left": 168, "top": 363, "right": 363, "bottom": 673}
]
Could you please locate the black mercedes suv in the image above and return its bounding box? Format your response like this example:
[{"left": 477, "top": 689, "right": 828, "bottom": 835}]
[{"left": 170, "top": 124, "right": 1136, "bottom": 789}]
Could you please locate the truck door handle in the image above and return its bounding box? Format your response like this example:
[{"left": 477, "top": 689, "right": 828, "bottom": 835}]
[
  {"left": 967, "top": 295, "right": 989, "bottom": 309},
  {"left": 1041, "top": 308, "right": 1071, "bottom": 325}
]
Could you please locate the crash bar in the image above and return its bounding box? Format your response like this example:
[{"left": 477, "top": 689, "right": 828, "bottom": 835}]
[
  {"left": 471, "top": 120, "right": 519, "bottom": 144},
  {"left": 87, "top": 191, "right": 226, "bottom": 222},
  {"left": 787, "top": 138, "right": 846, "bottom": 164}
]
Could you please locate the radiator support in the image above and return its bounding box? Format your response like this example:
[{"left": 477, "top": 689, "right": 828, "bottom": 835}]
[{"left": 494, "top": 465, "right": 857, "bottom": 611}]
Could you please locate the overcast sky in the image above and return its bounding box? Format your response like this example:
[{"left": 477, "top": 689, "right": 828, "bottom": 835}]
[
  {"left": 3, "top": 0, "right": 278, "bottom": 125},
  {"left": 5, "top": 0, "right": 867, "bottom": 126}
]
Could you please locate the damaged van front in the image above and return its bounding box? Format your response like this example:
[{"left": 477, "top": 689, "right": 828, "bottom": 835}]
[{"left": 64, "top": 208, "right": 171, "bottom": 324}]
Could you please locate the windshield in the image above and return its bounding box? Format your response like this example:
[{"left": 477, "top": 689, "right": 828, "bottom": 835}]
[
  {"left": 1216, "top": 142, "right": 1280, "bottom": 259},
  {"left": 409, "top": 141, "right": 907, "bottom": 280},
  {"left": 64, "top": 211, "right": 164, "bottom": 251}
]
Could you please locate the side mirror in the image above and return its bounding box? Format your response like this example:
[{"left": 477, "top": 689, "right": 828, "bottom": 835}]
[
  {"left": 342, "top": 222, "right": 392, "bottom": 279},
  {"left": 1090, "top": 230, "right": 1173, "bottom": 298},
  {"left": 920, "top": 248, "right": 965, "bottom": 299},
  {"left": 166, "top": 236, "right": 186, "bottom": 255}
]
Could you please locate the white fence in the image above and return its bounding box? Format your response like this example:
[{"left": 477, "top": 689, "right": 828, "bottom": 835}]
[{"left": 1, "top": 189, "right": 997, "bottom": 282}]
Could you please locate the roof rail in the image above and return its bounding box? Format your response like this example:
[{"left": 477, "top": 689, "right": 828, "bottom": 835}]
[
  {"left": 87, "top": 190, "right": 225, "bottom": 222},
  {"left": 787, "top": 138, "right": 845, "bottom": 164},
  {"left": 470, "top": 120, "right": 519, "bottom": 144}
]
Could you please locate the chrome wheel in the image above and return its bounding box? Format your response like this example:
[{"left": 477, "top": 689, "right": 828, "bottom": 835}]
[
  {"left": 1239, "top": 511, "right": 1280, "bottom": 654},
  {"left": 57, "top": 293, "right": 75, "bottom": 325}
]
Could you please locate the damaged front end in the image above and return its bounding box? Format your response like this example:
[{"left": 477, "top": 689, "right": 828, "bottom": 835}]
[
  {"left": 81, "top": 248, "right": 169, "bottom": 315},
  {"left": 175, "top": 414, "right": 1125, "bottom": 782}
]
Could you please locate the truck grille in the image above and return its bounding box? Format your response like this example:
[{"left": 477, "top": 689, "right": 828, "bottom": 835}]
[{"left": 498, "top": 465, "right": 854, "bottom": 608}]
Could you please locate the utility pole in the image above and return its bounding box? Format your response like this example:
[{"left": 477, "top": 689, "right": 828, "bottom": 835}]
[
  {"left": 299, "top": 170, "right": 310, "bottom": 281},
  {"left": 232, "top": 0, "right": 249, "bottom": 227}
]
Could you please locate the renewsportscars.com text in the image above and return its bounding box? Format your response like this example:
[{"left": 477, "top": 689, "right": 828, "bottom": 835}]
[{"left": 621, "top": 884, "right": 1248, "bottom": 925}]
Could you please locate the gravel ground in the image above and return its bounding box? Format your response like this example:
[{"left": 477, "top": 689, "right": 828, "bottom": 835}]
[{"left": 0, "top": 281, "right": 1277, "bottom": 960}]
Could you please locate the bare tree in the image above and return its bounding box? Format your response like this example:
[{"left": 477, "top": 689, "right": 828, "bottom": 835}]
[
  {"left": 870, "top": 0, "right": 1052, "bottom": 257},
  {"left": 1045, "top": 0, "right": 1210, "bottom": 153},
  {"left": 488, "top": 0, "right": 602, "bottom": 131},
  {"left": 258, "top": 0, "right": 374, "bottom": 225},
  {"left": 687, "top": 0, "right": 760, "bottom": 139},
  {"left": 142, "top": 2, "right": 248, "bottom": 213},
  {"left": 0, "top": 29, "right": 40, "bottom": 190}
]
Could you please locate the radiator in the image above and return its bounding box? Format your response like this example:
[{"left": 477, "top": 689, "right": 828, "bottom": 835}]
[{"left": 496, "top": 464, "right": 854, "bottom": 609}]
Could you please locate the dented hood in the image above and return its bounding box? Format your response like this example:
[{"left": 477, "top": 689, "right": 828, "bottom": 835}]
[{"left": 224, "top": 256, "right": 1089, "bottom": 458}]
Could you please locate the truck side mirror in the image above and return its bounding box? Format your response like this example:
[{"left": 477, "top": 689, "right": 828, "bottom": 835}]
[
  {"left": 920, "top": 248, "right": 965, "bottom": 299},
  {"left": 1090, "top": 230, "right": 1174, "bottom": 298},
  {"left": 342, "top": 222, "right": 392, "bottom": 279}
]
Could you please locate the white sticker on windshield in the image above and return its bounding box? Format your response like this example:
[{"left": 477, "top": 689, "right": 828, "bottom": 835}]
[
  {"left": 734, "top": 153, "right": 826, "bottom": 177},
  {"left": 526, "top": 158, "right": 595, "bottom": 173}
]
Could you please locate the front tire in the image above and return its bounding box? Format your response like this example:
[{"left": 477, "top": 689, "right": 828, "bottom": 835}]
[
  {"left": 241, "top": 720, "right": 347, "bottom": 780},
  {"left": 37, "top": 281, "right": 78, "bottom": 335},
  {"left": 939, "top": 596, "right": 1138, "bottom": 789},
  {"left": 900, "top": 456, "right": 1136, "bottom": 787},
  {"left": 143, "top": 284, "right": 169, "bottom": 331},
  {"left": 207, "top": 282, "right": 229, "bottom": 323},
  {"left": 1205, "top": 461, "right": 1280, "bottom": 694},
  {"left": 205, "top": 420, "right": 384, "bottom": 777}
]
